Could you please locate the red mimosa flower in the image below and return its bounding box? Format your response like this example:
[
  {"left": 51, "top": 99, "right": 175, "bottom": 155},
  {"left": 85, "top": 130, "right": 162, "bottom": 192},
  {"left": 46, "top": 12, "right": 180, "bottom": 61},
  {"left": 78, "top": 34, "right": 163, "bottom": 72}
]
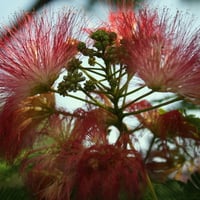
[
  {"left": 101, "top": 1, "right": 137, "bottom": 70},
  {"left": 72, "top": 107, "right": 117, "bottom": 145},
  {"left": 0, "top": 9, "right": 83, "bottom": 104},
  {"left": 0, "top": 9, "right": 85, "bottom": 159},
  {"left": 22, "top": 106, "right": 119, "bottom": 199},
  {"left": 106, "top": 5, "right": 200, "bottom": 103},
  {"left": 129, "top": 8, "right": 200, "bottom": 102},
  {"left": 129, "top": 100, "right": 199, "bottom": 140},
  {"left": 22, "top": 114, "right": 86, "bottom": 200},
  {"left": 0, "top": 93, "right": 55, "bottom": 160},
  {"left": 128, "top": 100, "right": 200, "bottom": 181},
  {"left": 73, "top": 144, "right": 147, "bottom": 200},
  {"left": 25, "top": 145, "right": 84, "bottom": 200}
]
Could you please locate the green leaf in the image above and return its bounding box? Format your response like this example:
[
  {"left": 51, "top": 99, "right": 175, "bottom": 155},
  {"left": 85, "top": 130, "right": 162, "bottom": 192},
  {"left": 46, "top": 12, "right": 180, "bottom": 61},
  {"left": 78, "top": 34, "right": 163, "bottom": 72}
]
[
  {"left": 185, "top": 114, "right": 200, "bottom": 132},
  {"left": 0, "top": 159, "right": 32, "bottom": 199},
  {"left": 0, "top": 187, "right": 32, "bottom": 200},
  {"left": 143, "top": 180, "right": 183, "bottom": 200},
  {"left": 179, "top": 100, "right": 200, "bottom": 110},
  {"left": 143, "top": 176, "right": 200, "bottom": 200}
]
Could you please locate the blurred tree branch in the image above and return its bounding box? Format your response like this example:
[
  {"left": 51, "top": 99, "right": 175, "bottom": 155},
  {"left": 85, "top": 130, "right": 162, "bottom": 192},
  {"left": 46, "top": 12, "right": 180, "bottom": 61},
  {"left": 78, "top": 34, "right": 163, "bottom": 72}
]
[
  {"left": 0, "top": 0, "right": 143, "bottom": 40},
  {"left": 0, "top": 0, "right": 53, "bottom": 40},
  {"left": 28, "top": 0, "right": 54, "bottom": 11}
]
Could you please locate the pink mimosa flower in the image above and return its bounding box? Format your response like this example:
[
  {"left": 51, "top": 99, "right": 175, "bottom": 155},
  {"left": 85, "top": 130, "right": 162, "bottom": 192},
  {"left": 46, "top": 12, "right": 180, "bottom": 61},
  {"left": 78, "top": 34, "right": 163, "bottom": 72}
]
[
  {"left": 129, "top": 8, "right": 200, "bottom": 102},
  {"left": 101, "top": 1, "right": 137, "bottom": 69},
  {"left": 107, "top": 4, "right": 136, "bottom": 43},
  {"left": 0, "top": 9, "right": 83, "bottom": 107},
  {"left": 0, "top": 9, "right": 85, "bottom": 160},
  {"left": 106, "top": 5, "right": 200, "bottom": 103}
]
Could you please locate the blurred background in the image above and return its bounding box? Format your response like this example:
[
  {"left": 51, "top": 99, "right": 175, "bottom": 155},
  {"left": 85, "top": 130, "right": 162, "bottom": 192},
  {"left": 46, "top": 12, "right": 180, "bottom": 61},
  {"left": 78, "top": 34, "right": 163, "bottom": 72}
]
[{"left": 1, "top": 0, "right": 200, "bottom": 26}]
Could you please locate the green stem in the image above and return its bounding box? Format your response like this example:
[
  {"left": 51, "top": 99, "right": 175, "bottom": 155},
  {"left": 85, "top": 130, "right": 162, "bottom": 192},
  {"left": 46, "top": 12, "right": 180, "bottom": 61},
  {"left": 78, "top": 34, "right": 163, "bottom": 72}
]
[
  {"left": 80, "top": 88, "right": 106, "bottom": 108},
  {"left": 80, "top": 67, "right": 106, "bottom": 77},
  {"left": 119, "top": 85, "right": 145, "bottom": 98},
  {"left": 79, "top": 66, "right": 110, "bottom": 92},
  {"left": 51, "top": 88, "right": 101, "bottom": 108},
  {"left": 66, "top": 93, "right": 97, "bottom": 106},
  {"left": 69, "top": 93, "right": 110, "bottom": 111},
  {"left": 124, "top": 97, "right": 182, "bottom": 117},
  {"left": 114, "top": 64, "right": 126, "bottom": 96},
  {"left": 144, "top": 136, "right": 156, "bottom": 163},
  {"left": 94, "top": 60, "right": 106, "bottom": 69},
  {"left": 122, "top": 89, "right": 154, "bottom": 110},
  {"left": 120, "top": 75, "right": 138, "bottom": 106},
  {"left": 146, "top": 173, "right": 158, "bottom": 200},
  {"left": 95, "top": 68, "right": 126, "bottom": 88}
]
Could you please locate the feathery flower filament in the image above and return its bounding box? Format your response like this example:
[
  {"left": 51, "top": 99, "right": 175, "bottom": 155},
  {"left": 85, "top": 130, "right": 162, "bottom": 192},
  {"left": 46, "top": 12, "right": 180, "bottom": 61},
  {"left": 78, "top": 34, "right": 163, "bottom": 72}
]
[{"left": 1, "top": 2, "right": 200, "bottom": 200}]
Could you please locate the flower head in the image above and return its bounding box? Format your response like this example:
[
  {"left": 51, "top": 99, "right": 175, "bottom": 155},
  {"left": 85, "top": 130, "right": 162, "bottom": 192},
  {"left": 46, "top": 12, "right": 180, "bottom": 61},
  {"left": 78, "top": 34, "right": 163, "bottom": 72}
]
[
  {"left": 20, "top": 115, "right": 74, "bottom": 200},
  {"left": 102, "top": 1, "right": 137, "bottom": 69},
  {"left": 72, "top": 107, "right": 117, "bottom": 145},
  {"left": 129, "top": 100, "right": 200, "bottom": 140},
  {"left": 128, "top": 100, "right": 200, "bottom": 181},
  {"left": 0, "top": 93, "right": 55, "bottom": 160},
  {"left": 105, "top": 5, "right": 200, "bottom": 103},
  {"left": 22, "top": 114, "right": 147, "bottom": 200},
  {"left": 129, "top": 8, "right": 200, "bottom": 102},
  {"left": 0, "top": 8, "right": 84, "bottom": 109},
  {"left": 0, "top": 9, "right": 85, "bottom": 159},
  {"left": 22, "top": 114, "right": 86, "bottom": 200},
  {"left": 73, "top": 144, "right": 146, "bottom": 200},
  {"left": 107, "top": 3, "right": 136, "bottom": 43}
]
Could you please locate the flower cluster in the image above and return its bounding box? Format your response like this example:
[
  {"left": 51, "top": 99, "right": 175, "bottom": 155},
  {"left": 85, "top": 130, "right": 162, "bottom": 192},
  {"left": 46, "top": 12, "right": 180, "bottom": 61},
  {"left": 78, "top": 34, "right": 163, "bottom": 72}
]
[
  {"left": 106, "top": 5, "right": 200, "bottom": 102},
  {"left": 1, "top": 1, "right": 200, "bottom": 200},
  {"left": 0, "top": 9, "right": 83, "bottom": 160}
]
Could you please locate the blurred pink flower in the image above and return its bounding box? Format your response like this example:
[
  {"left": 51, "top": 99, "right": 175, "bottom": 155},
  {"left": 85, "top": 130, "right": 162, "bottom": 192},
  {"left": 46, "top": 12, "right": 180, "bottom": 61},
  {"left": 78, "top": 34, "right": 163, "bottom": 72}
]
[
  {"left": 73, "top": 144, "right": 146, "bottom": 200},
  {"left": 72, "top": 107, "right": 117, "bottom": 145},
  {"left": 0, "top": 93, "right": 55, "bottom": 160},
  {"left": 128, "top": 100, "right": 200, "bottom": 181},
  {"left": 21, "top": 105, "right": 146, "bottom": 200},
  {"left": 21, "top": 115, "right": 85, "bottom": 200},
  {"left": 22, "top": 108, "right": 113, "bottom": 200},
  {"left": 128, "top": 100, "right": 200, "bottom": 140}
]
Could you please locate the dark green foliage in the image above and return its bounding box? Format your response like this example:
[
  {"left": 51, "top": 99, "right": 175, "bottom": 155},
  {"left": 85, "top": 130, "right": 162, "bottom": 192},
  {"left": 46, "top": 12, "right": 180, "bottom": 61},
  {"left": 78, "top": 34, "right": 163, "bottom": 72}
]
[
  {"left": 0, "top": 160, "right": 21, "bottom": 187},
  {"left": 67, "top": 58, "right": 83, "bottom": 72},
  {"left": 179, "top": 100, "right": 200, "bottom": 110},
  {"left": 84, "top": 80, "right": 96, "bottom": 91},
  {"left": 143, "top": 174, "right": 200, "bottom": 200},
  {"left": 181, "top": 173, "right": 200, "bottom": 200},
  {"left": 143, "top": 180, "right": 183, "bottom": 200},
  {"left": 0, "top": 187, "right": 32, "bottom": 200},
  {"left": 0, "top": 159, "right": 32, "bottom": 200},
  {"left": 185, "top": 114, "right": 200, "bottom": 132}
]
